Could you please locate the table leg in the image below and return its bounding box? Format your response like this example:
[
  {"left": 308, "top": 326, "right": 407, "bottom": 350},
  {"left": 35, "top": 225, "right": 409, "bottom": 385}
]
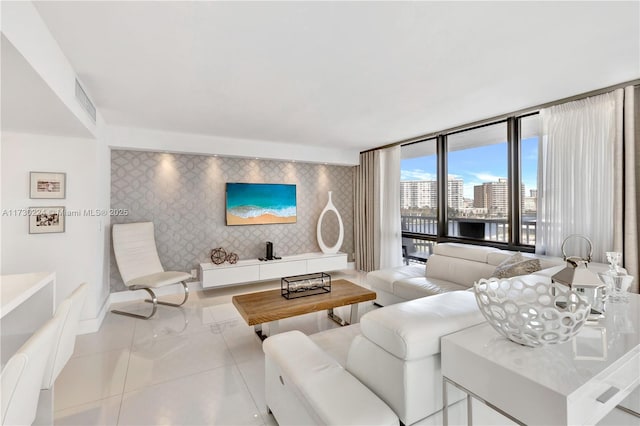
[
  {"left": 350, "top": 303, "right": 359, "bottom": 324},
  {"left": 443, "top": 376, "right": 525, "bottom": 426},
  {"left": 254, "top": 321, "right": 280, "bottom": 341},
  {"left": 327, "top": 308, "right": 349, "bottom": 326},
  {"left": 254, "top": 324, "right": 267, "bottom": 341},
  {"left": 443, "top": 378, "right": 449, "bottom": 426}
]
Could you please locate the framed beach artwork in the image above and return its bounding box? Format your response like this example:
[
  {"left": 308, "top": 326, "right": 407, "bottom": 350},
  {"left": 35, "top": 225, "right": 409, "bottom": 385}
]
[
  {"left": 30, "top": 171, "right": 66, "bottom": 199},
  {"left": 225, "top": 183, "right": 297, "bottom": 226}
]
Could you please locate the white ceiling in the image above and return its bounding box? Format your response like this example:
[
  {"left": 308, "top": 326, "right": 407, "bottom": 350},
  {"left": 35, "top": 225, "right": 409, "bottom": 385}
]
[
  {"left": 32, "top": 1, "right": 639, "bottom": 152},
  {"left": 1, "top": 35, "right": 92, "bottom": 137}
]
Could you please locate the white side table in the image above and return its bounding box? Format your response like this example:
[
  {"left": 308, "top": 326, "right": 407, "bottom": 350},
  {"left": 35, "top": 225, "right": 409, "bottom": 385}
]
[
  {"left": 1, "top": 272, "right": 56, "bottom": 425},
  {"left": 442, "top": 293, "right": 640, "bottom": 426}
]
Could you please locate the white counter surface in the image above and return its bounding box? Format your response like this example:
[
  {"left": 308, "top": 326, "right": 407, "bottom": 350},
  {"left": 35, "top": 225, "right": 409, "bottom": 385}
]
[{"left": 1, "top": 272, "right": 56, "bottom": 318}]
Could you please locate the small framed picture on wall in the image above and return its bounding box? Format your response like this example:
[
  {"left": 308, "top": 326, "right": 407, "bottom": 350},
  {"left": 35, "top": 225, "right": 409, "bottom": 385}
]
[
  {"left": 30, "top": 171, "right": 66, "bottom": 199},
  {"left": 29, "top": 206, "right": 65, "bottom": 234}
]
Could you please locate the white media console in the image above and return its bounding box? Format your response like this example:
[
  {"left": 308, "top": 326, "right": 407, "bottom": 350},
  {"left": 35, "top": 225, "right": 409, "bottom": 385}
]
[{"left": 200, "top": 252, "right": 348, "bottom": 289}]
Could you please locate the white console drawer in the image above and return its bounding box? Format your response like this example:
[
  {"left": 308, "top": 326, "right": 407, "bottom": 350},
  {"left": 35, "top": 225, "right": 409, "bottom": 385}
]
[
  {"left": 307, "top": 254, "right": 347, "bottom": 273},
  {"left": 202, "top": 265, "right": 260, "bottom": 288},
  {"left": 568, "top": 347, "right": 640, "bottom": 425},
  {"left": 260, "top": 260, "right": 307, "bottom": 280}
]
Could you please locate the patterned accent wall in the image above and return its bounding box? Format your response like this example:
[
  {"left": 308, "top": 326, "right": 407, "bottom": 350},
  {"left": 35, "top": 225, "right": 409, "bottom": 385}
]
[{"left": 110, "top": 150, "right": 354, "bottom": 292}]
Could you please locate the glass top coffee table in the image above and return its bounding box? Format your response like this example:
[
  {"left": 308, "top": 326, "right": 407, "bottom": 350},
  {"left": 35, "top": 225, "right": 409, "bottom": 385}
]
[{"left": 232, "top": 279, "right": 376, "bottom": 340}]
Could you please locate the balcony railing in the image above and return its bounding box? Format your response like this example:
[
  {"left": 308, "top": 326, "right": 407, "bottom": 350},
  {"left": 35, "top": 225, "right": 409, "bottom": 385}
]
[{"left": 401, "top": 215, "right": 536, "bottom": 245}]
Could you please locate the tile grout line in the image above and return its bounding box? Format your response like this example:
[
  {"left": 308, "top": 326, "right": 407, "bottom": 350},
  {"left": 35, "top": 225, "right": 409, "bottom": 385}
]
[
  {"left": 114, "top": 314, "right": 139, "bottom": 425},
  {"left": 53, "top": 345, "right": 133, "bottom": 416},
  {"left": 219, "top": 319, "right": 269, "bottom": 425}
]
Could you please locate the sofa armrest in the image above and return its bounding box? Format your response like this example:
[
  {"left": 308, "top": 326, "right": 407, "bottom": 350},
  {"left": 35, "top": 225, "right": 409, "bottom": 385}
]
[
  {"left": 263, "top": 330, "right": 398, "bottom": 426},
  {"left": 359, "top": 291, "right": 485, "bottom": 360}
]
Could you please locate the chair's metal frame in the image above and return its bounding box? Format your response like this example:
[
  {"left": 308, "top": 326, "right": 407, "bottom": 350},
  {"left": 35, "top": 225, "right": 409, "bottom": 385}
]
[{"left": 111, "top": 281, "right": 189, "bottom": 319}]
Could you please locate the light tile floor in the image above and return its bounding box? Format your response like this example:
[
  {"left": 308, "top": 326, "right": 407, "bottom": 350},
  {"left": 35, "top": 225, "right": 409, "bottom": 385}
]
[
  {"left": 54, "top": 270, "right": 638, "bottom": 425},
  {"left": 54, "top": 270, "right": 372, "bottom": 425}
]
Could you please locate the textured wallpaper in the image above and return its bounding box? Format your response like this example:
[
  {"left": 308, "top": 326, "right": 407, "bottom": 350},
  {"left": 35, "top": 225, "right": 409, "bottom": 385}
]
[{"left": 110, "top": 150, "right": 354, "bottom": 292}]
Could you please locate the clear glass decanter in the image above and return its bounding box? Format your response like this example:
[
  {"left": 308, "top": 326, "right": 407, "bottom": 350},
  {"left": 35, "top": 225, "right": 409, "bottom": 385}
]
[{"left": 598, "top": 252, "right": 633, "bottom": 303}]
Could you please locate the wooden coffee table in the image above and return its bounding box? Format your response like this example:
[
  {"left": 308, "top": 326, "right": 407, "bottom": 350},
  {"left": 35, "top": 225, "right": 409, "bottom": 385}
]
[{"left": 232, "top": 279, "right": 376, "bottom": 340}]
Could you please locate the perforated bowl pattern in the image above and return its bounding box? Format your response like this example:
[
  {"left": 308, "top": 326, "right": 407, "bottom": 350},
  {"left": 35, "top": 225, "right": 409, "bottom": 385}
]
[{"left": 474, "top": 277, "right": 591, "bottom": 348}]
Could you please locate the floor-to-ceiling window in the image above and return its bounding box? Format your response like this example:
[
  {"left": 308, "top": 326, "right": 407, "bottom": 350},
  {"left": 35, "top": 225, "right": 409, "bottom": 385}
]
[
  {"left": 447, "top": 122, "right": 509, "bottom": 242},
  {"left": 400, "top": 138, "right": 437, "bottom": 262},
  {"left": 400, "top": 114, "right": 539, "bottom": 251}
]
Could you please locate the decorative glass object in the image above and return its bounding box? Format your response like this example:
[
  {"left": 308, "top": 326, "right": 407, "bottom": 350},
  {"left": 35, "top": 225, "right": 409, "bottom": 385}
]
[
  {"left": 606, "top": 251, "right": 622, "bottom": 273},
  {"left": 281, "top": 272, "right": 331, "bottom": 299},
  {"left": 598, "top": 251, "right": 634, "bottom": 303},
  {"left": 598, "top": 272, "right": 634, "bottom": 303},
  {"left": 474, "top": 277, "right": 591, "bottom": 348}
]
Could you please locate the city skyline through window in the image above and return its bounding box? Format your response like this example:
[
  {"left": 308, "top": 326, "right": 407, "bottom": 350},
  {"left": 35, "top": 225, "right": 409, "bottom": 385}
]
[{"left": 400, "top": 116, "right": 539, "bottom": 246}]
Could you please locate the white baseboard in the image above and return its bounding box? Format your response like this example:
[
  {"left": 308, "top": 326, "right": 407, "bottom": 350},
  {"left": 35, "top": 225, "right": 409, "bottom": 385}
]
[{"left": 77, "top": 296, "right": 109, "bottom": 335}]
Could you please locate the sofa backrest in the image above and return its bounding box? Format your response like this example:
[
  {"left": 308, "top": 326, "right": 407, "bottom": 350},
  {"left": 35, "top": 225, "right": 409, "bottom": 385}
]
[
  {"left": 426, "top": 255, "right": 496, "bottom": 288},
  {"left": 426, "top": 242, "right": 565, "bottom": 288},
  {"left": 427, "top": 243, "right": 501, "bottom": 287}
]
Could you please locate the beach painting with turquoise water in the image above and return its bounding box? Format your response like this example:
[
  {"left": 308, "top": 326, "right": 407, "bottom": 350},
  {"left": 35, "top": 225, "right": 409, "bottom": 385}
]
[{"left": 226, "top": 183, "right": 297, "bottom": 225}]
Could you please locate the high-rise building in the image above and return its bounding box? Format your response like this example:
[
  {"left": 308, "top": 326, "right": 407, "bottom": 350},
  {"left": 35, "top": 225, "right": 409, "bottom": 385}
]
[
  {"left": 400, "top": 180, "right": 437, "bottom": 208},
  {"left": 524, "top": 189, "right": 538, "bottom": 212},
  {"left": 472, "top": 178, "right": 526, "bottom": 215},
  {"left": 401, "top": 177, "right": 464, "bottom": 209},
  {"left": 473, "top": 178, "right": 509, "bottom": 214},
  {"left": 447, "top": 178, "right": 464, "bottom": 210}
]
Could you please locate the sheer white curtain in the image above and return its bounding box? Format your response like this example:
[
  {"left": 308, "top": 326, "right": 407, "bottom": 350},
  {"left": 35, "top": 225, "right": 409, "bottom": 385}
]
[
  {"left": 537, "top": 92, "right": 617, "bottom": 263},
  {"left": 375, "top": 146, "right": 402, "bottom": 270}
]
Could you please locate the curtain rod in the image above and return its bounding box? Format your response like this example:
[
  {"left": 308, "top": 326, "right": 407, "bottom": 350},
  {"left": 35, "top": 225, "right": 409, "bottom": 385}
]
[{"left": 362, "top": 78, "right": 640, "bottom": 153}]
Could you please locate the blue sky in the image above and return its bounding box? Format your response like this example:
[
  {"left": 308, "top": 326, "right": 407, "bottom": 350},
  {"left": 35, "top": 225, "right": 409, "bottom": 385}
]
[{"left": 401, "top": 137, "right": 538, "bottom": 199}]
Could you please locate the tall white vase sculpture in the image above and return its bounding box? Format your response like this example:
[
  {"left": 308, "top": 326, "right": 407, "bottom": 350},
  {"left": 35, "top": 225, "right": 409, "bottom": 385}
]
[{"left": 317, "top": 191, "right": 344, "bottom": 254}]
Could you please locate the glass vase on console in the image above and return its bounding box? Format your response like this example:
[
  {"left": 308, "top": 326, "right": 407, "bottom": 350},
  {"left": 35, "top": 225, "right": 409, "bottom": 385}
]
[{"left": 598, "top": 252, "right": 634, "bottom": 303}]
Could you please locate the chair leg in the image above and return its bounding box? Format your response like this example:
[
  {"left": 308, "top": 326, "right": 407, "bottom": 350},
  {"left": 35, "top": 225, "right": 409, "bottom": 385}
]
[
  {"left": 111, "top": 288, "right": 158, "bottom": 319},
  {"left": 144, "top": 281, "right": 189, "bottom": 307}
]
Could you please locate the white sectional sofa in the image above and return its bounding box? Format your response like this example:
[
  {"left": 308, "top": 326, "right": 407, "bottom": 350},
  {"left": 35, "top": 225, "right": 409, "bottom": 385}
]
[
  {"left": 264, "top": 290, "right": 485, "bottom": 426},
  {"left": 367, "top": 242, "right": 566, "bottom": 306},
  {"left": 262, "top": 243, "right": 617, "bottom": 425}
]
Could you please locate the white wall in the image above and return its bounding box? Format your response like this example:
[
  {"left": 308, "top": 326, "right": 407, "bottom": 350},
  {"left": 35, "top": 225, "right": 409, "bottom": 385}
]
[
  {"left": 105, "top": 125, "right": 360, "bottom": 166},
  {"left": 1, "top": 1, "right": 97, "bottom": 137},
  {"left": 1, "top": 132, "right": 107, "bottom": 331}
]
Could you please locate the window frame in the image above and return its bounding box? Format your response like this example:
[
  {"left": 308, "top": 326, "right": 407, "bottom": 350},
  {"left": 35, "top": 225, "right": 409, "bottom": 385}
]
[{"left": 400, "top": 113, "right": 539, "bottom": 252}]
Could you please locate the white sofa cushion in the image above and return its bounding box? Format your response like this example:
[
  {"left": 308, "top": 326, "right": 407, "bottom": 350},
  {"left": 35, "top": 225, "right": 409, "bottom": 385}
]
[
  {"left": 366, "top": 265, "right": 425, "bottom": 294},
  {"left": 393, "top": 277, "right": 468, "bottom": 300},
  {"left": 433, "top": 242, "right": 501, "bottom": 262},
  {"left": 426, "top": 254, "right": 496, "bottom": 287},
  {"left": 359, "top": 291, "right": 485, "bottom": 361}
]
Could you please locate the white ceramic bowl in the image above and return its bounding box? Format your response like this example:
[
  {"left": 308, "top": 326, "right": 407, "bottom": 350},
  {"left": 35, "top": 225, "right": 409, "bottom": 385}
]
[{"left": 474, "top": 277, "right": 591, "bottom": 348}]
